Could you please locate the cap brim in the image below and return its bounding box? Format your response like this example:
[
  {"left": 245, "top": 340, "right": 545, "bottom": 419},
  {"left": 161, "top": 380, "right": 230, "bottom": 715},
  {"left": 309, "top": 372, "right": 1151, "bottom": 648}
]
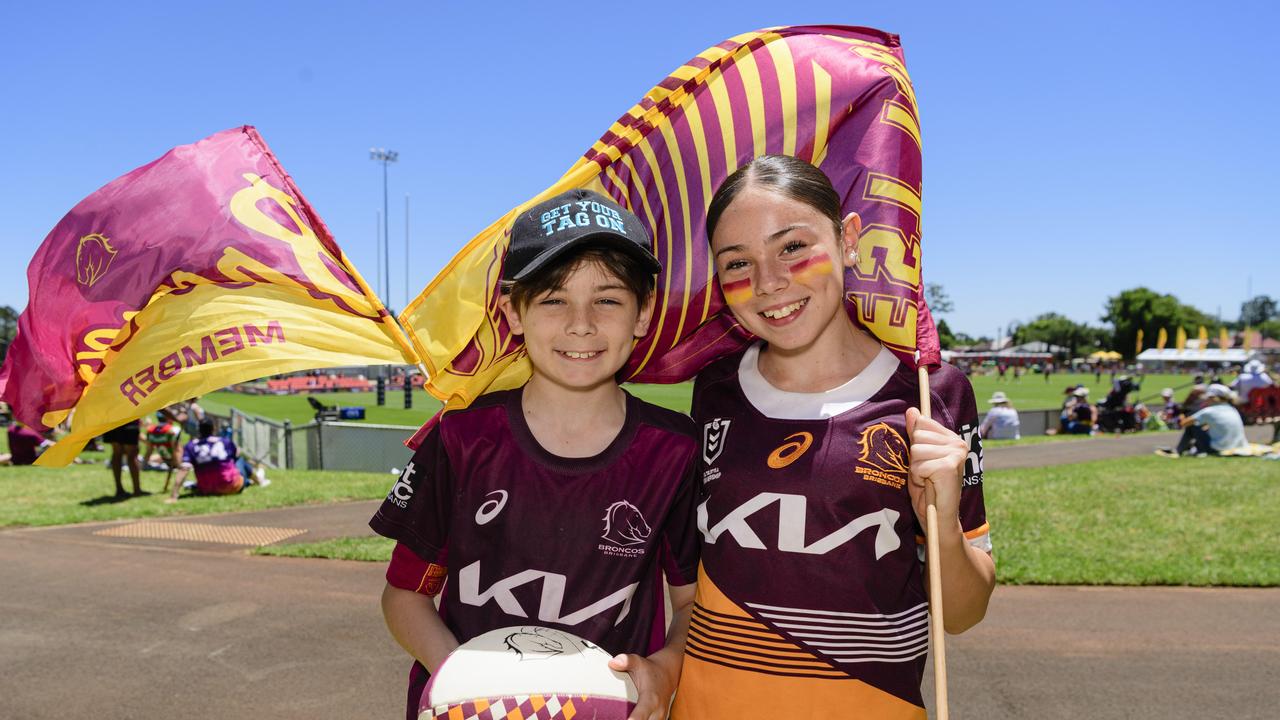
[{"left": 507, "top": 232, "right": 662, "bottom": 282}]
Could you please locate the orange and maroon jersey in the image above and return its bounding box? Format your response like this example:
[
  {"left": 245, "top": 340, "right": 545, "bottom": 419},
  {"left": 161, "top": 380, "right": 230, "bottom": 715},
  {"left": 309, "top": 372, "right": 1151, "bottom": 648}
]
[
  {"left": 672, "top": 344, "right": 989, "bottom": 720},
  {"left": 369, "top": 389, "right": 701, "bottom": 658}
]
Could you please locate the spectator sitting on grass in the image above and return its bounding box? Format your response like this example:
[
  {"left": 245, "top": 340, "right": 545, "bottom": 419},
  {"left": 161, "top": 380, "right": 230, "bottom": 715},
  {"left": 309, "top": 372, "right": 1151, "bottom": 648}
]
[
  {"left": 1, "top": 421, "right": 51, "bottom": 465},
  {"left": 1158, "top": 384, "right": 1249, "bottom": 457},
  {"left": 980, "top": 391, "right": 1021, "bottom": 440},
  {"left": 166, "top": 420, "right": 244, "bottom": 503},
  {"left": 1062, "top": 386, "right": 1096, "bottom": 435},
  {"left": 1158, "top": 388, "right": 1183, "bottom": 428}
]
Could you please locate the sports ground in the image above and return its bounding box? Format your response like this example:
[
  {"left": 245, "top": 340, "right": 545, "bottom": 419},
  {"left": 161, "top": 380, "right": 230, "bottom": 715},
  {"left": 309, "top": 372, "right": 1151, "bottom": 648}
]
[{"left": 2, "top": 424, "right": 1277, "bottom": 719}]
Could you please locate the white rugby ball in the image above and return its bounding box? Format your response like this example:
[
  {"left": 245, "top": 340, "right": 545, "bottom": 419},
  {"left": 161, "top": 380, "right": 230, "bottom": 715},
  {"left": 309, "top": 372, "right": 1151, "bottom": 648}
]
[{"left": 421, "top": 626, "right": 638, "bottom": 720}]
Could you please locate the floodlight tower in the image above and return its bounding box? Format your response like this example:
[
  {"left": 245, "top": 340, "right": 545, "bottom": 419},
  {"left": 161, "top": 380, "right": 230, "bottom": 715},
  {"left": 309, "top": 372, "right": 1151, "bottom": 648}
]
[{"left": 369, "top": 148, "right": 398, "bottom": 306}]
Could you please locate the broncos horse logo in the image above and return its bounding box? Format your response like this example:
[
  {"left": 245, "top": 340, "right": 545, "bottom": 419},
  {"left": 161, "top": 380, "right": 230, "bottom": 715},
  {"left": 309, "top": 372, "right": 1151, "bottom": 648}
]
[
  {"left": 601, "top": 500, "right": 651, "bottom": 547},
  {"left": 75, "top": 233, "right": 118, "bottom": 287},
  {"left": 504, "top": 627, "right": 580, "bottom": 661},
  {"left": 857, "top": 422, "right": 910, "bottom": 477}
]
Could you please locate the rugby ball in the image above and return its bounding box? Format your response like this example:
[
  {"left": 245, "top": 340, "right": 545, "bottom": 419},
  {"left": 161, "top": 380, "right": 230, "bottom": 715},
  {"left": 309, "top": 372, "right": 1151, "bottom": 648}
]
[{"left": 421, "top": 626, "right": 638, "bottom": 720}]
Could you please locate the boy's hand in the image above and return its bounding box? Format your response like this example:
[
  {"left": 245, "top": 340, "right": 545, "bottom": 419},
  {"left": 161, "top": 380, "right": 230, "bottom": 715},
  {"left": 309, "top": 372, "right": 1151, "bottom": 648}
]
[
  {"left": 608, "top": 653, "right": 674, "bottom": 720},
  {"left": 904, "top": 407, "right": 967, "bottom": 528}
]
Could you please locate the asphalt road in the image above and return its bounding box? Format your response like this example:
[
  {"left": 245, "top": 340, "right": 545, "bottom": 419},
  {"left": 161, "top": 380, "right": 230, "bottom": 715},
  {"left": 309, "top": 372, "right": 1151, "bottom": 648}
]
[{"left": 4, "top": 428, "right": 1278, "bottom": 719}]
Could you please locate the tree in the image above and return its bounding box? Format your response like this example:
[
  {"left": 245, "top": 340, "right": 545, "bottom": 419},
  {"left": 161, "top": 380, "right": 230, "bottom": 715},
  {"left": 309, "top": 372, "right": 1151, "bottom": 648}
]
[
  {"left": 0, "top": 305, "right": 16, "bottom": 364},
  {"left": 1101, "top": 287, "right": 1214, "bottom": 360},
  {"left": 925, "top": 283, "right": 954, "bottom": 314},
  {"left": 936, "top": 318, "right": 957, "bottom": 349},
  {"left": 1012, "top": 312, "right": 1096, "bottom": 358},
  {"left": 1241, "top": 295, "right": 1278, "bottom": 327}
]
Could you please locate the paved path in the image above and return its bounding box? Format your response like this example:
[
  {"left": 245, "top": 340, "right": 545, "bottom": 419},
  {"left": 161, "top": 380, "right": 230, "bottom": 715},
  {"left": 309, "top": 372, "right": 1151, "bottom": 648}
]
[
  {"left": 984, "top": 424, "right": 1273, "bottom": 470},
  {"left": 4, "top": 430, "right": 1278, "bottom": 719}
]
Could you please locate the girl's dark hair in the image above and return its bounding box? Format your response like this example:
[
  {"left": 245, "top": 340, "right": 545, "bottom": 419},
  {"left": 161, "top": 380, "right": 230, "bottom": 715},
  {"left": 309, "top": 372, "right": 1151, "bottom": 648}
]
[
  {"left": 198, "top": 419, "right": 215, "bottom": 438},
  {"left": 507, "top": 244, "right": 656, "bottom": 311},
  {"left": 706, "top": 155, "right": 843, "bottom": 241}
]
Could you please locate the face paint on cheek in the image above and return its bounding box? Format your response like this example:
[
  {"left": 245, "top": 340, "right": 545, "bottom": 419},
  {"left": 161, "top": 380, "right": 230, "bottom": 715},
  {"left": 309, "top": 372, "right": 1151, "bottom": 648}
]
[
  {"left": 720, "top": 277, "right": 753, "bottom": 305},
  {"left": 789, "top": 250, "right": 835, "bottom": 283}
]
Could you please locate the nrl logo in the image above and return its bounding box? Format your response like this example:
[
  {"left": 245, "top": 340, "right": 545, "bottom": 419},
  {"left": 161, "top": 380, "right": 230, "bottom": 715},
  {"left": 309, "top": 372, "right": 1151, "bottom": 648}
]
[
  {"left": 703, "top": 418, "right": 730, "bottom": 465},
  {"left": 75, "top": 233, "right": 118, "bottom": 287}
]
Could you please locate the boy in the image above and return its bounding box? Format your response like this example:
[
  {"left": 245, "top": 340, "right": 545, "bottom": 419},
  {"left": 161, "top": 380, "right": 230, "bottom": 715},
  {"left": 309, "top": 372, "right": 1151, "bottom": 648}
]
[{"left": 370, "top": 189, "right": 700, "bottom": 720}]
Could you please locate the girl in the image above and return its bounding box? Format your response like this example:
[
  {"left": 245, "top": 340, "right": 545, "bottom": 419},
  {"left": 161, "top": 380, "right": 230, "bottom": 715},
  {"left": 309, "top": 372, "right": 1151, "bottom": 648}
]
[{"left": 672, "top": 156, "right": 995, "bottom": 719}]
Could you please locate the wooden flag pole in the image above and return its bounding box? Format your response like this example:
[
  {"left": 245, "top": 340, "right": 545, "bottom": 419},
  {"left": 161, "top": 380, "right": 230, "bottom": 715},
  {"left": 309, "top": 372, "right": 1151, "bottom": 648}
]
[{"left": 918, "top": 365, "right": 949, "bottom": 720}]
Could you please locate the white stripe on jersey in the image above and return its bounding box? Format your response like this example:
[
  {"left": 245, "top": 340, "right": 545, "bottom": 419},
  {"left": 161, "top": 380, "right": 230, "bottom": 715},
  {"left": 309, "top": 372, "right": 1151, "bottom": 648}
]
[{"left": 746, "top": 600, "right": 930, "bottom": 664}]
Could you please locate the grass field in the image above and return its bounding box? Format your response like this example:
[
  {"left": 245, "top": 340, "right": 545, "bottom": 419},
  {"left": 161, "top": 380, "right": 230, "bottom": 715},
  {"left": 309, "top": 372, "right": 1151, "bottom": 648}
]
[
  {"left": 202, "top": 381, "right": 696, "bottom": 426},
  {"left": 255, "top": 453, "right": 1280, "bottom": 586},
  {"left": 202, "top": 371, "right": 1207, "bottom": 427},
  {"left": 0, "top": 460, "right": 390, "bottom": 528}
]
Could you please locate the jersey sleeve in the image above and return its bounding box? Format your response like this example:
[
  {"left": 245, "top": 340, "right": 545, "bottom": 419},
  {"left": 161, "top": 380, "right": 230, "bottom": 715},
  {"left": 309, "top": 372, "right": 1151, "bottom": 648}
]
[
  {"left": 659, "top": 450, "right": 702, "bottom": 586},
  {"left": 368, "top": 422, "right": 456, "bottom": 564},
  {"left": 930, "top": 365, "right": 991, "bottom": 552}
]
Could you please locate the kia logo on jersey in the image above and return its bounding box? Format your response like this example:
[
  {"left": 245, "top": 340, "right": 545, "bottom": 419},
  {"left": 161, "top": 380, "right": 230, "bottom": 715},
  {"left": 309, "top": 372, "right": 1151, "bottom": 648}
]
[{"left": 702, "top": 418, "right": 731, "bottom": 465}]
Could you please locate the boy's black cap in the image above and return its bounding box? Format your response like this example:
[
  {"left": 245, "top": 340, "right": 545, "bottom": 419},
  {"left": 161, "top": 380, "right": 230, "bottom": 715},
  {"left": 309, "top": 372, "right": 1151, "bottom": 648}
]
[{"left": 503, "top": 188, "right": 661, "bottom": 282}]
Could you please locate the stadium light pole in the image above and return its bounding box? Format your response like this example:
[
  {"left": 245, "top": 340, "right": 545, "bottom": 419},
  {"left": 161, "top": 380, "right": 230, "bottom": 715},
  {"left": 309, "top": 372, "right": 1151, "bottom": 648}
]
[{"left": 369, "top": 148, "right": 398, "bottom": 307}]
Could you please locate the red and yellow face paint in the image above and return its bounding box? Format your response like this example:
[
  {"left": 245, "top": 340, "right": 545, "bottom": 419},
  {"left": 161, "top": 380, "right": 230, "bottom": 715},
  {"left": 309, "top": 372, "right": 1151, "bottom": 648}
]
[
  {"left": 720, "top": 277, "right": 753, "bottom": 305},
  {"left": 789, "top": 250, "right": 835, "bottom": 283},
  {"left": 719, "top": 250, "right": 836, "bottom": 306}
]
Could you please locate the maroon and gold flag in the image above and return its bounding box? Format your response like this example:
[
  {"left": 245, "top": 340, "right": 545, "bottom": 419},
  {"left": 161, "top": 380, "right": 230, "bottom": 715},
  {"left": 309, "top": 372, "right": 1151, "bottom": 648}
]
[
  {"left": 401, "top": 25, "right": 934, "bottom": 419},
  {"left": 0, "top": 126, "right": 418, "bottom": 465}
]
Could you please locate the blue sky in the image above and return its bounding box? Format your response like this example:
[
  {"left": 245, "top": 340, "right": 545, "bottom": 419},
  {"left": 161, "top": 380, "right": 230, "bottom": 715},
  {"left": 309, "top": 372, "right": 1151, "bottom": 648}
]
[{"left": 2, "top": 1, "right": 1276, "bottom": 340}]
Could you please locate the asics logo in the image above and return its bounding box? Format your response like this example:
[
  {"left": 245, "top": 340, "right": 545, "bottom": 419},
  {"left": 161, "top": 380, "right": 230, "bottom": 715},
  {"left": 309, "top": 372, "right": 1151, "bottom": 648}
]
[
  {"left": 475, "top": 490, "right": 509, "bottom": 525},
  {"left": 767, "top": 432, "right": 813, "bottom": 469}
]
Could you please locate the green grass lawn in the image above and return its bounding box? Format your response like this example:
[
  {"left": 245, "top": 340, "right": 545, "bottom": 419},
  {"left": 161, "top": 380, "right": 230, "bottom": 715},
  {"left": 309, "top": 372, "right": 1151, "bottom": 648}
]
[
  {"left": 966, "top": 371, "right": 1198, "bottom": 410},
  {"left": 255, "top": 453, "right": 1280, "bottom": 587},
  {"left": 987, "top": 454, "right": 1280, "bottom": 585},
  {"left": 0, "top": 460, "right": 391, "bottom": 528},
  {"left": 202, "top": 381, "right": 695, "bottom": 425}
]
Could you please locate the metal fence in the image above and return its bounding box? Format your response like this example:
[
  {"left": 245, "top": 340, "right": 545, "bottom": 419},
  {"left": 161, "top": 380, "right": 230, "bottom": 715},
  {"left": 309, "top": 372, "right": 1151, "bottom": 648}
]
[{"left": 210, "top": 408, "right": 416, "bottom": 473}]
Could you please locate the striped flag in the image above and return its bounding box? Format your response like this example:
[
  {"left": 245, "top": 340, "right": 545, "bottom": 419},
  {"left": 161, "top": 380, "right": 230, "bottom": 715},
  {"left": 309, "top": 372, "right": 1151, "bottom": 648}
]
[
  {"left": 0, "top": 127, "right": 418, "bottom": 465},
  {"left": 400, "top": 26, "right": 934, "bottom": 415}
]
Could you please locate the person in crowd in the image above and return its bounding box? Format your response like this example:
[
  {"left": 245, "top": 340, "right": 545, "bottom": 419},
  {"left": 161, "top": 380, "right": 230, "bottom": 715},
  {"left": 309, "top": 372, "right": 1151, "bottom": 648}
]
[
  {"left": 102, "top": 418, "right": 143, "bottom": 497},
  {"left": 1231, "top": 360, "right": 1274, "bottom": 404},
  {"left": 980, "top": 391, "right": 1021, "bottom": 440},
  {"left": 369, "top": 189, "right": 700, "bottom": 720},
  {"left": 1158, "top": 384, "right": 1249, "bottom": 456},
  {"left": 143, "top": 408, "right": 183, "bottom": 470},
  {"left": 1, "top": 421, "right": 51, "bottom": 465},
  {"left": 1158, "top": 387, "right": 1183, "bottom": 428},
  {"left": 671, "top": 155, "right": 992, "bottom": 719},
  {"left": 1063, "top": 386, "right": 1096, "bottom": 435},
  {"left": 180, "top": 397, "right": 207, "bottom": 439},
  {"left": 166, "top": 419, "right": 245, "bottom": 501}
]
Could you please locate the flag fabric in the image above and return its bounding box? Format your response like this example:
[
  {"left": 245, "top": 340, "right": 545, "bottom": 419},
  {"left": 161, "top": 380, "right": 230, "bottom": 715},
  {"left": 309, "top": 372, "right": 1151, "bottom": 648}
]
[
  {"left": 1244, "top": 327, "right": 1253, "bottom": 352},
  {"left": 1176, "top": 326, "right": 1188, "bottom": 351},
  {"left": 1135, "top": 329, "right": 1144, "bottom": 355},
  {"left": 400, "top": 25, "right": 933, "bottom": 419},
  {"left": 1198, "top": 326, "right": 1209, "bottom": 349},
  {"left": 0, "top": 126, "right": 418, "bottom": 465},
  {"left": 1219, "top": 327, "right": 1230, "bottom": 349},
  {"left": 1157, "top": 327, "right": 1168, "bottom": 350}
]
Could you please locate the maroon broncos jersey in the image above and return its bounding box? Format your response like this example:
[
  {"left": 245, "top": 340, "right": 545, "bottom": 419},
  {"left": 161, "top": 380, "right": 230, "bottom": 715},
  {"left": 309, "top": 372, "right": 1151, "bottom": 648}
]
[
  {"left": 672, "top": 345, "right": 989, "bottom": 720},
  {"left": 370, "top": 388, "right": 700, "bottom": 713}
]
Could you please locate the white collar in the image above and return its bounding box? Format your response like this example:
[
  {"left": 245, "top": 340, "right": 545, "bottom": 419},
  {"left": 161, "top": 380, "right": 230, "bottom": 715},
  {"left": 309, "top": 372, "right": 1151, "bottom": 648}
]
[{"left": 737, "top": 342, "right": 900, "bottom": 420}]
